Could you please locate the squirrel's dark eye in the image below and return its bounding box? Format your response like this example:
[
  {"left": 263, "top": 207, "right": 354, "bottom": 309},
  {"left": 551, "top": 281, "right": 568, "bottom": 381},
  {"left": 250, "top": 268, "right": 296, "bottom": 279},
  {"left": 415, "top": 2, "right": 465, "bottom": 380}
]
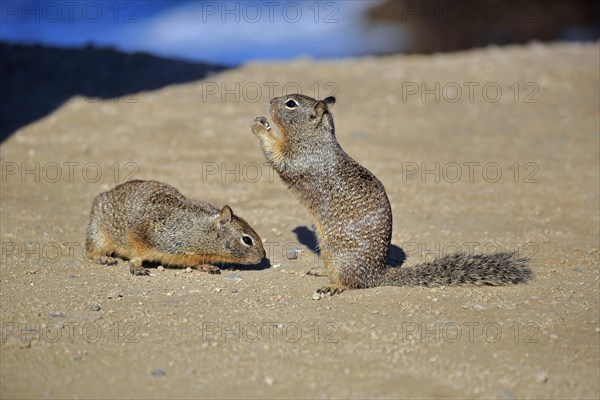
[
  {"left": 285, "top": 99, "right": 298, "bottom": 109},
  {"left": 241, "top": 235, "right": 253, "bottom": 246}
]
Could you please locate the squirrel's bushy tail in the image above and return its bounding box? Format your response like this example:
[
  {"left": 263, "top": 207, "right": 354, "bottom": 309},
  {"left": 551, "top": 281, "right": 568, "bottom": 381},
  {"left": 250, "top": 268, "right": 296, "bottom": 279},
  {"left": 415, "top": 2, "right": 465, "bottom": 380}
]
[{"left": 380, "top": 251, "right": 533, "bottom": 287}]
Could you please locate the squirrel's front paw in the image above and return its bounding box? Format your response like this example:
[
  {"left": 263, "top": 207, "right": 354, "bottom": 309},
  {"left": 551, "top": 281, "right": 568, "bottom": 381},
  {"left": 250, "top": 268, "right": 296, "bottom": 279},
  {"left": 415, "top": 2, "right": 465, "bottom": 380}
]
[
  {"left": 194, "top": 264, "right": 221, "bottom": 274},
  {"left": 251, "top": 116, "right": 271, "bottom": 136},
  {"left": 128, "top": 262, "right": 150, "bottom": 276},
  {"left": 96, "top": 256, "right": 118, "bottom": 266}
]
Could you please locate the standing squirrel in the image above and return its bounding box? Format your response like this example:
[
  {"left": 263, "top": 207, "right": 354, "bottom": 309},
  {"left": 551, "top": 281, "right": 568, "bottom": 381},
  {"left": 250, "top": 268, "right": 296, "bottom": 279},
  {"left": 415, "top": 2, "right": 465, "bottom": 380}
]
[
  {"left": 85, "top": 180, "right": 265, "bottom": 275},
  {"left": 252, "top": 94, "right": 532, "bottom": 297}
]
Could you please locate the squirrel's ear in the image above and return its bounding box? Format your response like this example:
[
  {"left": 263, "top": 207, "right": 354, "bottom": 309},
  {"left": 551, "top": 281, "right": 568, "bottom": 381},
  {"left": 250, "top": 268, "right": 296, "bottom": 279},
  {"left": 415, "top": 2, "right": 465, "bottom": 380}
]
[
  {"left": 314, "top": 101, "right": 327, "bottom": 117},
  {"left": 314, "top": 96, "right": 336, "bottom": 117},
  {"left": 314, "top": 99, "right": 335, "bottom": 130},
  {"left": 219, "top": 205, "right": 233, "bottom": 225}
]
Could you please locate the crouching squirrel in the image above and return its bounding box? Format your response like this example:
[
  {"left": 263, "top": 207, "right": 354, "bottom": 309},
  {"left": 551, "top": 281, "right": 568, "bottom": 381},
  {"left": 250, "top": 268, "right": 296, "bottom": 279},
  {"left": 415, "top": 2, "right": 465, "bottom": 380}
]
[
  {"left": 85, "top": 180, "right": 265, "bottom": 275},
  {"left": 252, "top": 94, "right": 532, "bottom": 297}
]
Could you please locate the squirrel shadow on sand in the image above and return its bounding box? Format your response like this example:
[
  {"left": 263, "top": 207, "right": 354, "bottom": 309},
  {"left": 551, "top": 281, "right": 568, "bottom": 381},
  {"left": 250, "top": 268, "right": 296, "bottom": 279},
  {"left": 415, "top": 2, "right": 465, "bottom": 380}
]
[
  {"left": 142, "top": 259, "right": 272, "bottom": 272},
  {"left": 218, "top": 258, "right": 272, "bottom": 271},
  {"left": 293, "top": 226, "right": 406, "bottom": 267}
]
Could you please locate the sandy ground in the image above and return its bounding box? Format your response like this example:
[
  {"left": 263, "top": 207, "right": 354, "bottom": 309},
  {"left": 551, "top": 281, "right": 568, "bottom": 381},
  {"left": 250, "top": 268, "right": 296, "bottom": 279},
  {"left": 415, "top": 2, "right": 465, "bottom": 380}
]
[{"left": 1, "top": 42, "right": 599, "bottom": 399}]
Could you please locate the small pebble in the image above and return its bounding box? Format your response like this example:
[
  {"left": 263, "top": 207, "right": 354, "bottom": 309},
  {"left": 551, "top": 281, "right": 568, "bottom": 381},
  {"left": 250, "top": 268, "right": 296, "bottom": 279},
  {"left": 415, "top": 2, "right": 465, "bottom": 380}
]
[
  {"left": 595, "top": 327, "right": 600, "bottom": 333},
  {"left": 157, "top": 266, "right": 165, "bottom": 271},
  {"left": 230, "top": 288, "right": 238, "bottom": 293},
  {"left": 264, "top": 376, "right": 274, "bottom": 386},
  {"left": 151, "top": 368, "right": 167, "bottom": 377},
  {"left": 286, "top": 248, "right": 301, "bottom": 260},
  {"left": 473, "top": 304, "right": 486, "bottom": 310},
  {"left": 90, "top": 304, "right": 101, "bottom": 312},
  {"left": 184, "top": 267, "right": 192, "bottom": 273},
  {"left": 535, "top": 372, "right": 549, "bottom": 383},
  {"left": 272, "top": 263, "right": 281, "bottom": 269},
  {"left": 312, "top": 292, "right": 323, "bottom": 300},
  {"left": 224, "top": 274, "right": 242, "bottom": 281},
  {"left": 49, "top": 312, "right": 65, "bottom": 318},
  {"left": 215, "top": 288, "right": 222, "bottom": 293},
  {"left": 549, "top": 334, "right": 559, "bottom": 340}
]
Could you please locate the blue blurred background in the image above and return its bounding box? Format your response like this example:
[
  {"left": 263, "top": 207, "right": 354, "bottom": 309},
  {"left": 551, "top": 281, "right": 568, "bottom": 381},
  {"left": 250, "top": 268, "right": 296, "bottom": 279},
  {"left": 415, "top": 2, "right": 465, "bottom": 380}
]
[
  {"left": 2, "top": 0, "right": 598, "bottom": 65},
  {"left": 1, "top": 0, "right": 598, "bottom": 140},
  {"left": 1, "top": 1, "right": 400, "bottom": 65}
]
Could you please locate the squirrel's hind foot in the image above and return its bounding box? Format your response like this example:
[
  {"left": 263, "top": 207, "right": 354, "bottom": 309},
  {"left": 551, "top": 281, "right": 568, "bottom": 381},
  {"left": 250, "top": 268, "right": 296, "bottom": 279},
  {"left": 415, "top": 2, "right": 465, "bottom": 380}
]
[{"left": 315, "top": 284, "right": 347, "bottom": 297}]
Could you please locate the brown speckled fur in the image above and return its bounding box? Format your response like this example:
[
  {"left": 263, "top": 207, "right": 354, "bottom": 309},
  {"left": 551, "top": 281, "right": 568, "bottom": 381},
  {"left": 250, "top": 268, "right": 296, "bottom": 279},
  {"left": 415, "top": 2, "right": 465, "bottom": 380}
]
[
  {"left": 252, "top": 94, "right": 532, "bottom": 296},
  {"left": 85, "top": 180, "right": 265, "bottom": 275}
]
